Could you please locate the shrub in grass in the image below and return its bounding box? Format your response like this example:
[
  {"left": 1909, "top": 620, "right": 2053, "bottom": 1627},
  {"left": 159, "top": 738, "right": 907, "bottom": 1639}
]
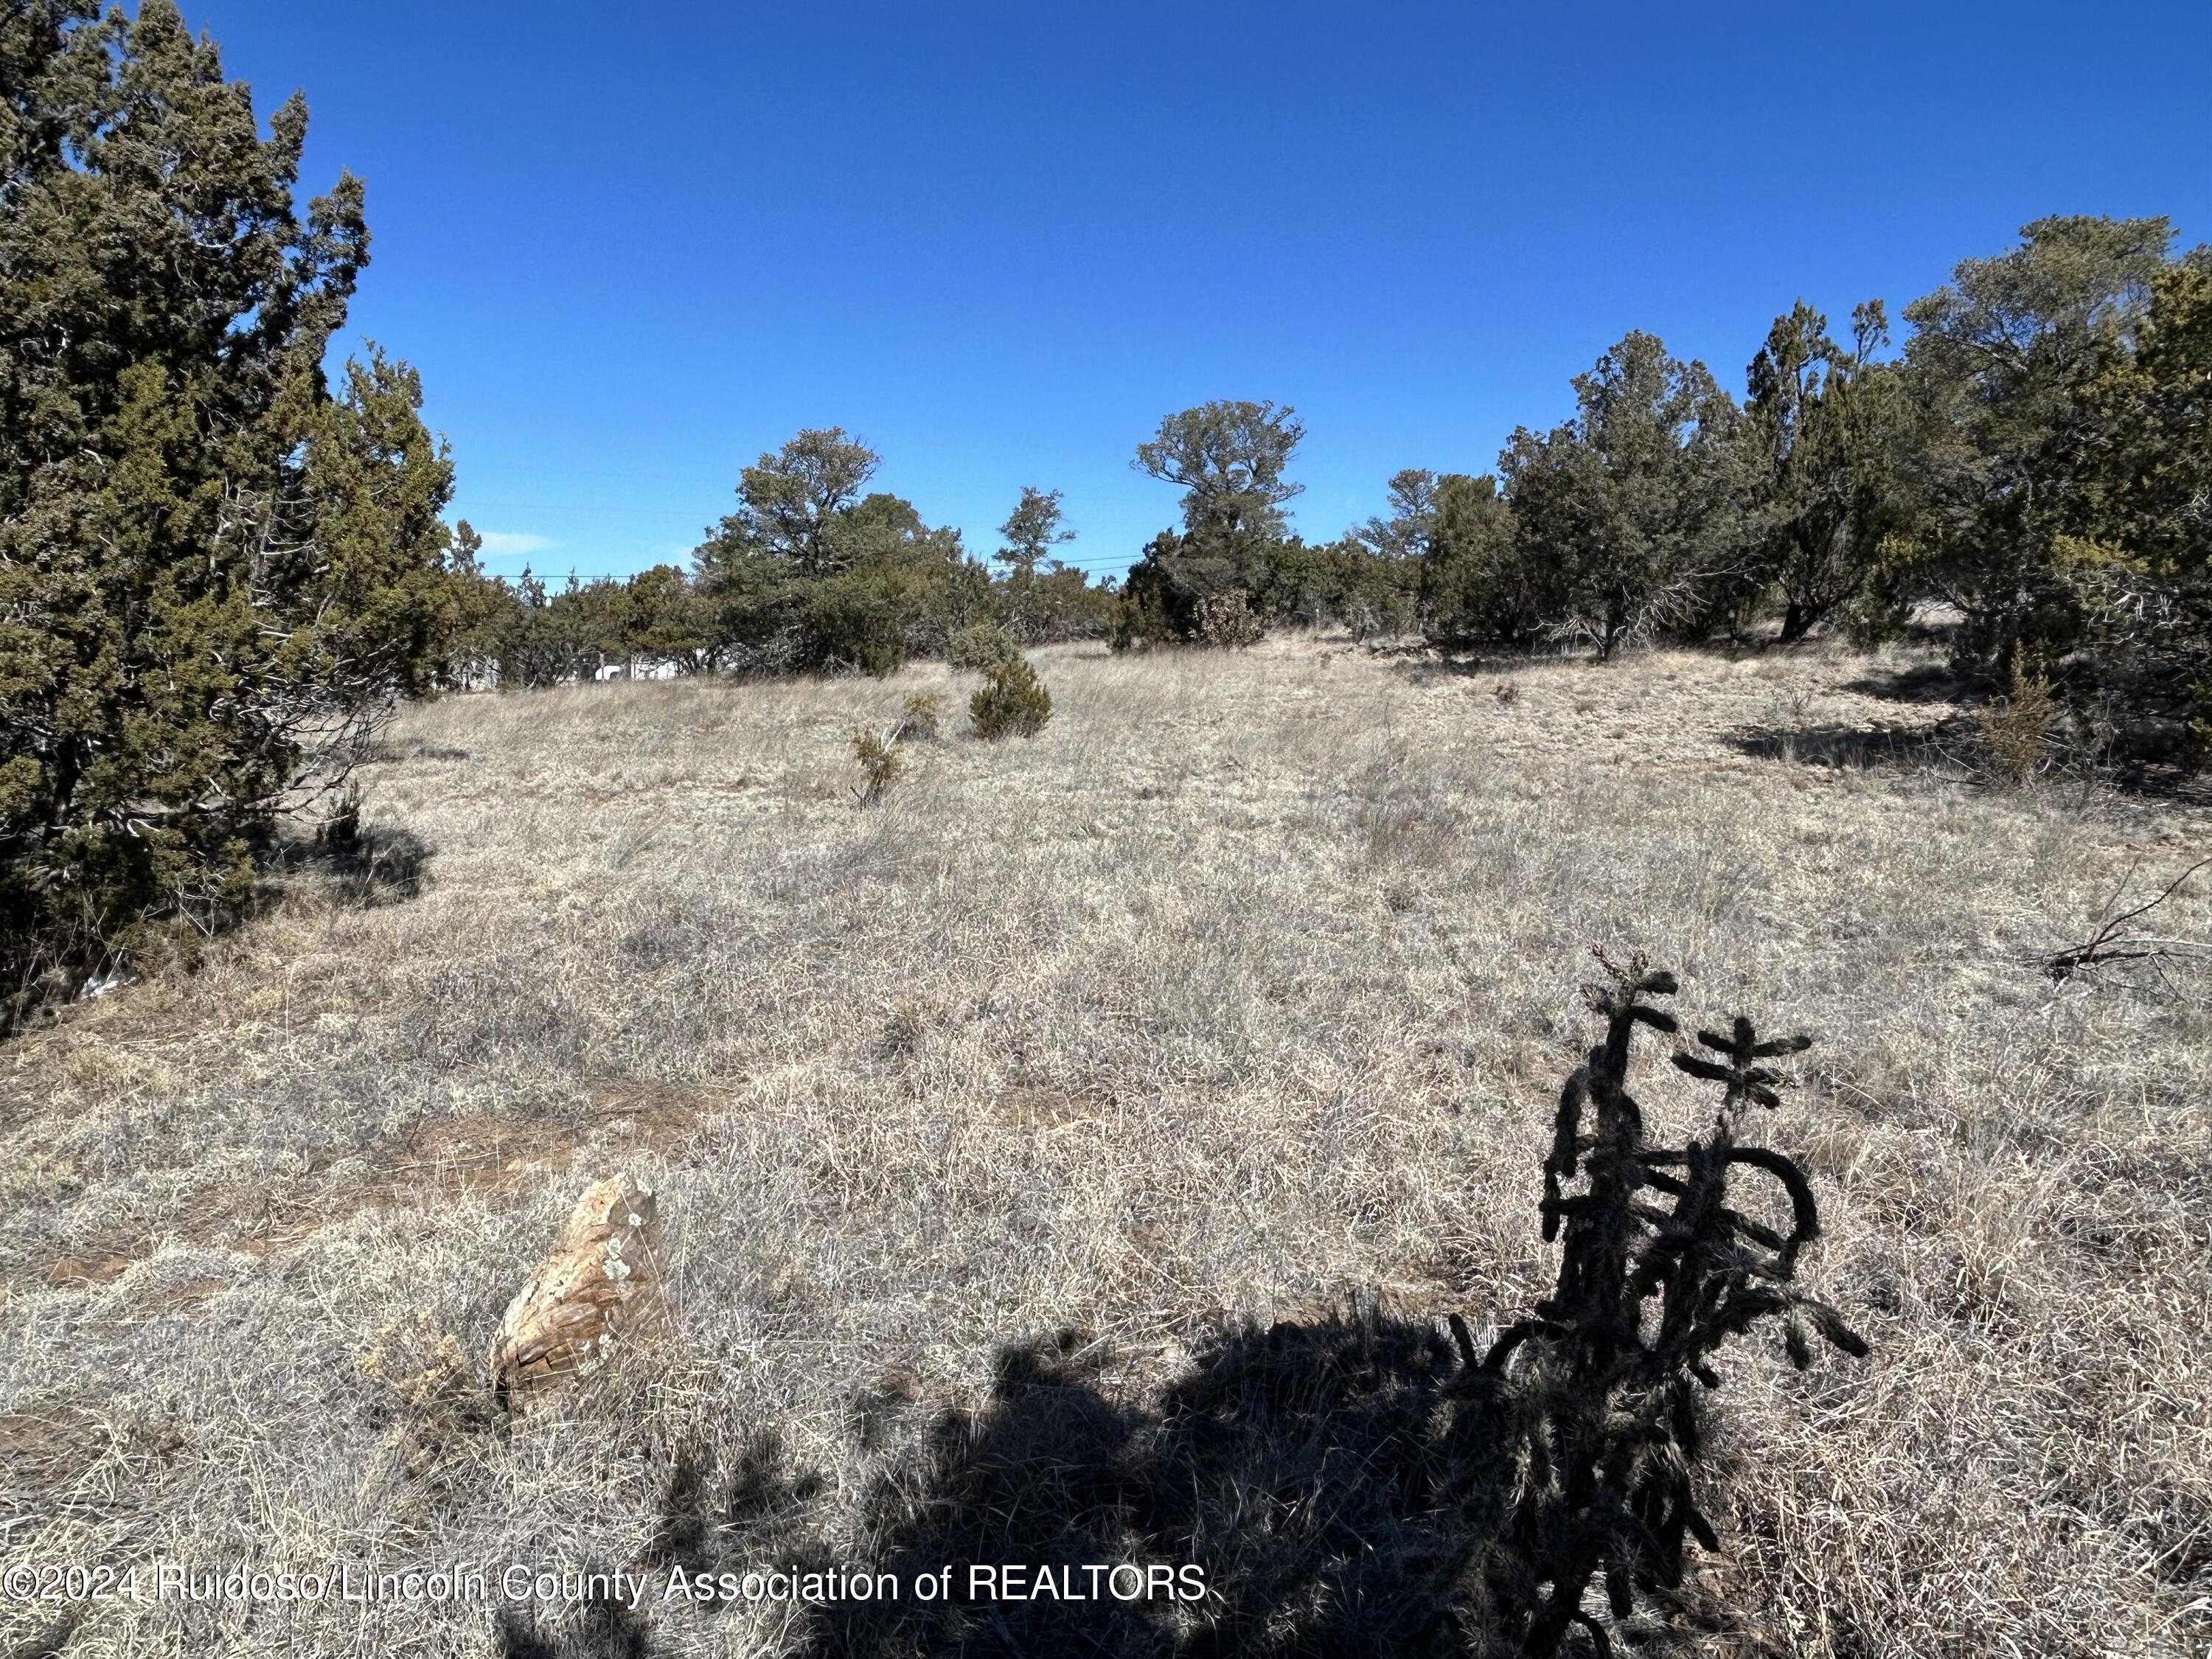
[
  {"left": 1975, "top": 663, "right": 2059, "bottom": 787},
  {"left": 891, "top": 692, "right": 942, "bottom": 744},
  {"left": 852, "top": 729, "right": 905, "bottom": 804},
  {"left": 971, "top": 656, "right": 1052, "bottom": 740},
  {"left": 947, "top": 621, "right": 1021, "bottom": 672},
  {"left": 1195, "top": 588, "right": 1265, "bottom": 648}
]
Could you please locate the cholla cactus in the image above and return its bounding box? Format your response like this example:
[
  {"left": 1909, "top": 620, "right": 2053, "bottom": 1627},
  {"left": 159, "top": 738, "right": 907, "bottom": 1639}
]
[{"left": 1456, "top": 950, "right": 1866, "bottom": 1656}]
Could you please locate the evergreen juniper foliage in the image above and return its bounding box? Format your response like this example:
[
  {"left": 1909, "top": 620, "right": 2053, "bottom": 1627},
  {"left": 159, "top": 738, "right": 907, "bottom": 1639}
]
[
  {"left": 1419, "top": 473, "right": 1530, "bottom": 647},
  {"left": 1497, "top": 333, "right": 1752, "bottom": 661},
  {"left": 970, "top": 653, "right": 1051, "bottom": 740},
  {"left": 1735, "top": 301, "right": 1914, "bottom": 644},
  {"left": 1893, "top": 215, "right": 2174, "bottom": 678},
  {"left": 690, "top": 428, "right": 996, "bottom": 675},
  {"left": 946, "top": 618, "right": 1020, "bottom": 672},
  {"left": 994, "top": 485, "right": 1113, "bottom": 644},
  {"left": 995, "top": 484, "right": 1075, "bottom": 580},
  {"left": 1116, "top": 400, "right": 1307, "bottom": 646},
  {"left": 0, "top": 0, "right": 459, "bottom": 1022},
  {"left": 2062, "top": 251, "right": 2212, "bottom": 745}
]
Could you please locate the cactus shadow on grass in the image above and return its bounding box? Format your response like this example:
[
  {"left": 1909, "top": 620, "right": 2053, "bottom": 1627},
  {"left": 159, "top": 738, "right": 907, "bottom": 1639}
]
[
  {"left": 805, "top": 956, "right": 1860, "bottom": 1659},
  {"left": 801, "top": 1311, "right": 1521, "bottom": 1659}
]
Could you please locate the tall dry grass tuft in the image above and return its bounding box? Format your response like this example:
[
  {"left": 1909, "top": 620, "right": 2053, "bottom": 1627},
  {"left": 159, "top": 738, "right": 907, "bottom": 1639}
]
[{"left": 1974, "top": 664, "right": 2062, "bottom": 787}]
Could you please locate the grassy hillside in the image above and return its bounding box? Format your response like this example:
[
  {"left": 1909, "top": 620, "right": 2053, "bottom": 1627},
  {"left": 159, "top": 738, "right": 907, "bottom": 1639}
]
[{"left": 2, "top": 639, "right": 2207, "bottom": 1656}]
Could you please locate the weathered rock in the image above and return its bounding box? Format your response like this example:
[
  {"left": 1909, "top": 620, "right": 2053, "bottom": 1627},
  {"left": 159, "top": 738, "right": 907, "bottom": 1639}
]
[{"left": 488, "top": 1174, "right": 667, "bottom": 1411}]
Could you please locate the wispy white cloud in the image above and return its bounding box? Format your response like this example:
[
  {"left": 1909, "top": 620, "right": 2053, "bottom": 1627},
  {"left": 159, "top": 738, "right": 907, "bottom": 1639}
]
[{"left": 476, "top": 530, "right": 558, "bottom": 556}]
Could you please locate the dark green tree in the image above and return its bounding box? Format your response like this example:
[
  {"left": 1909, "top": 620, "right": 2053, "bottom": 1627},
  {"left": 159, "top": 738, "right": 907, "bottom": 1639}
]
[
  {"left": 495, "top": 571, "right": 615, "bottom": 687},
  {"left": 714, "top": 426, "right": 882, "bottom": 578},
  {"left": 689, "top": 529, "right": 801, "bottom": 672},
  {"left": 2063, "top": 254, "right": 2212, "bottom": 745},
  {"left": 1119, "top": 400, "right": 1307, "bottom": 645},
  {"left": 1134, "top": 398, "right": 1306, "bottom": 540},
  {"left": 1113, "top": 527, "right": 1285, "bottom": 647},
  {"left": 0, "top": 0, "right": 460, "bottom": 1018},
  {"left": 1357, "top": 468, "right": 1442, "bottom": 560},
  {"left": 830, "top": 491, "right": 992, "bottom": 667},
  {"left": 1896, "top": 215, "right": 2174, "bottom": 674},
  {"left": 692, "top": 436, "right": 985, "bottom": 676},
  {"left": 1419, "top": 473, "right": 1532, "bottom": 646},
  {"left": 439, "top": 521, "right": 515, "bottom": 689},
  {"left": 619, "top": 564, "right": 707, "bottom": 672},
  {"left": 993, "top": 485, "right": 1078, "bottom": 643},
  {"left": 1739, "top": 300, "right": 1913, "bottom": 643},
  {"left": 994, "top": 486, "right": 1075, "bottom": 578},
  {"left": 1018, "top": 562, "right": 1116, "bottom": 644},
  {"left": 1499, "top": 332, "right": 1748, "bottom": 659}
]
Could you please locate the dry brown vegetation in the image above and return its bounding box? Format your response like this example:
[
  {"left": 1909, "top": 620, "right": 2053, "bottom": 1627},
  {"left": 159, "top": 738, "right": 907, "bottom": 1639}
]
[{"left": 1, "top": 637, "right": 2208, "bottom": 1656}]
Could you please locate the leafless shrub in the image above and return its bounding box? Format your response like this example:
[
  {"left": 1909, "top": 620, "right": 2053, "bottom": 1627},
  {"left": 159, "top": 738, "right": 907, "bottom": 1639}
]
[{"left": 357, "top": 1308, "right": 494, "bottom": 1490}]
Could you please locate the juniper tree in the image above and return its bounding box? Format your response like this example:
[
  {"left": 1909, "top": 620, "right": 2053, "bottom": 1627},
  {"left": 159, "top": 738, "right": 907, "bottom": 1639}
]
[
  {"left": 1740, "top": 301, "right": 1913, "bottom": 643},
  {"left": 992, "top": 486, "right": 1077, "bottom": 642},
  {"left": 0, "top": 0, "right": 460, "bottom": 1020},
  {"left": 692, "top": 436, "right": 988, "bottom": 674},
  {"left": 1119, "top": 400, "right": 1307, "bottom": 644},
  {"left": 1358, "top": 468, "right": 1442, "bottom": 561},
  {"left": 709, "top": 428, "right": 883, "bottom": 579},
  {"left": 1498, "top": 333, "right": 1750, "bottom": 659},
  {"left": 1134, "top": 399, "right": 1306, "bottom": 542},
  {"left": 1896, "top": 215, "right": 2176, "bottom": 675},
  {"left": 439, "top": 522, "right": 515, "bottom": 689},
  {"left": 495, "top": 571, "right": 616, "bottom": 688},
  {"left": 618, "top": 564, "right": 708, "bottom": 671},
  {"left": 2063, "top": 254, "right": 2212, "bottom": 744},
  {"left": 1419, "top": 472, "right": 1528, "bottom": 647},
  {"left": 970, "top": 653, "right": 1051, "bottom": 740},
  {"left": 994, "top": 486, "right": 1075, "bottom": 578}
]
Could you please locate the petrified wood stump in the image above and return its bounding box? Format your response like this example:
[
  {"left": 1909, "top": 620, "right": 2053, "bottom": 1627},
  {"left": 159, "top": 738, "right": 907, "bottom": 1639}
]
[{"left": 489, "top": 1173, "right": 667, "bottom": 1411}]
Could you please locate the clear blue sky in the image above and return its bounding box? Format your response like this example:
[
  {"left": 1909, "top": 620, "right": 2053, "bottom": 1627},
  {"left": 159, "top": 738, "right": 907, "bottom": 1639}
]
[{"left": 190, "top": 1, "right": 2211, "bottom": 583}]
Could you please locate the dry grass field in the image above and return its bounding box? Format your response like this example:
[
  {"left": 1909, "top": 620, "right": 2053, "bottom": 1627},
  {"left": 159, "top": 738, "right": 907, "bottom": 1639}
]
[{"left": 2, "top": 637, "right": 2208, "bottom": 1657}]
